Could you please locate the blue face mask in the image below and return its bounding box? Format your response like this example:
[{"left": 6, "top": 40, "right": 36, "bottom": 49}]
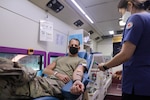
[{"left": 69, "top": 47, "right": 78, "bottom": 54}]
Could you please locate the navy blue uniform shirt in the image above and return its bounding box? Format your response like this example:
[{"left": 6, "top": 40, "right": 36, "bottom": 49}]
[{"left": 121, "top": 12, "right": 150, "bottom": 96}]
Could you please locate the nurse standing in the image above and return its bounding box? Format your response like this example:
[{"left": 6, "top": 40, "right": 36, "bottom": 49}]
[{"left": 98, "top": 0, "right": 150, "bottom": 100}]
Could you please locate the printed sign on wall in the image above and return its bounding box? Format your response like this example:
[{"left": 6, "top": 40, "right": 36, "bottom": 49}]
[{"left": 39, "top": 20, "right": 53, "bottom": 41}]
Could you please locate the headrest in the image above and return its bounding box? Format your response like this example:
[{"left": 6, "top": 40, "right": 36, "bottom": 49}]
[
  {"left": 78, "top": 52, "right": 87, "bottom": 59},
  {"left": 86, "top": 54, "right": 93, "bottom": 69}
]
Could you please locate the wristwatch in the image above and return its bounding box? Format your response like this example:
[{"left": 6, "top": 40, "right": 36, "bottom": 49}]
[{"left": 102, "top": 65, "right": 109, "bottom": 70}]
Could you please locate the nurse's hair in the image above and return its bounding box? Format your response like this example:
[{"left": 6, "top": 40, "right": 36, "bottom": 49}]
[
  {"left": 118, "top": 0, "right": 128, "bottom": 8},
  {"left": 118, "top": 0, "right": 150, "bottom": 10}
]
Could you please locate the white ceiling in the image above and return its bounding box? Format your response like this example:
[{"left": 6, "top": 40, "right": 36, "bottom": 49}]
[{"left": 29, "top": 0, "right": 123, "bottom": 41}]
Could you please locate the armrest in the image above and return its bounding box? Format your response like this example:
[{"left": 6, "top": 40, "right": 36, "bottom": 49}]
[
  {"left": 61, "top": 72, "right": 89, "bottom": 100},
  {"left": 61, "top": 80, "right": 79, "bottom": 100},
  {"left": 82, "top": 72, "right": 89, "bottom": 87}
]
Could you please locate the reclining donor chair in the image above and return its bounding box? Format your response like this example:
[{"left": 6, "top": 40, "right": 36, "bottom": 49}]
[{"left": 34, "top": 52, "right": 93, "bottom": 100}]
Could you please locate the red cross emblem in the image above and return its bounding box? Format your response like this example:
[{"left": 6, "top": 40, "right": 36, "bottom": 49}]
[{"left": 126, "top": 22, "right": 133, "bottom": 29}]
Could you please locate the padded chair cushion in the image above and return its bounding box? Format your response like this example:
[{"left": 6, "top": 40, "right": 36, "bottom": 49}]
[
  {"left": 86, "top": 54, "right": 92, "bottom": 70},
  {"left": 62, "top": 52, "right": 93, "bottom": 100},
  {"left": 78, "top": 52, "right": 87, "bottom": 59},
  {"left": 34, "top": 52, "right": 91, "bottom": 100}
]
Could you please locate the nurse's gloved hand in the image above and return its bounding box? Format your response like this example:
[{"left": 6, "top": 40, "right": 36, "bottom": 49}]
[{"left": 98, "top": 63, "right": 106, "bottom": 71}]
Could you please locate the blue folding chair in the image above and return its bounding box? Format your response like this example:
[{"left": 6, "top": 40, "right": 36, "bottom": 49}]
[{"left": 34, "top": 52, "right": 93, "bottom": 100}]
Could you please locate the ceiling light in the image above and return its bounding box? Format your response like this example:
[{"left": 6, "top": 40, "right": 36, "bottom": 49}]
[
  {"left": 71, "top": 0, "right": 94, "bottom": 24},
  {"left": 119, "top": 20, "right": 126, "bottom": 26},
  {"left": 109, "top": 31, "right": 114, "bottom": 35}
]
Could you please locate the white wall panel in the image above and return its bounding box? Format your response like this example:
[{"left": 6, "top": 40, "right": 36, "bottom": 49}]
[{"left": 0, "top": 0, "right": 74, "bottom": 53}]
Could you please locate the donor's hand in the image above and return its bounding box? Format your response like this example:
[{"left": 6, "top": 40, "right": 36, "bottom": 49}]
[
  {"left": 56, "top": 73, "right": 70, "bottom": 83},
  {"left": 70, "top": 80, "right": 84, "bottom": 95}
]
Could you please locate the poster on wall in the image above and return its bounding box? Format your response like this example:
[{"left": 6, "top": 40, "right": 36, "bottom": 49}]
[
  {"left": 55, "top": 33, "right": 65, "bottom": 46},
  {"left": 68, "top": 34, "right": 83, "bottom": 45},
  {"left": 39, "top": 20, "right": 53, "bottom": 41}
]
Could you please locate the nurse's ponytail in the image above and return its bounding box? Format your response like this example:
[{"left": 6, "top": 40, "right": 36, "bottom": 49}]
[
  {"left": 130, "top": 0, "right": 150, "bottom": 10},
  {"left": 146, "top": 0, "right": 150, "bottom": 10},
  {"left": 139, "top": 0, "right": 150, "bottom": 10},
  {"left": 118, "top": 0, "right": 150, "bottom": 10}
]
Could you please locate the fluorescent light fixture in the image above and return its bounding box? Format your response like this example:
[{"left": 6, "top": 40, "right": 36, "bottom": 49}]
[
  {"left": 71, "top": 0, "right": 94, "bottom": 24},
  {"left": 109, "top": 30, "right": 114, "bottom": 35},
  {"left": 85, "top": 14, "right": 94, "bottom": 24}
]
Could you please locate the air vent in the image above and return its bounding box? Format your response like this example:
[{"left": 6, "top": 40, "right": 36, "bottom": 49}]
[
  {"left": 47, "top": 0, "right": 64, "bottom": 13},
  {"left": 116, "top": 30, "right": 123, "bottom": 34},
  {"left": 74, "top": 20, "right": 84, "bottom": 27},
  {"left": 101, "top": 35, "right": 113, "bottom": 39},
  {"left": 88, "top": 30, "right": 94, "bottom": 34},
  {"left": 95, "top": 37, "right": 100, "bottom": 40}
]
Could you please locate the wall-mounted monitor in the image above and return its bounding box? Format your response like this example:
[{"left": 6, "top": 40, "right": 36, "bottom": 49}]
[{"left": 0, "top": 46, "right": 46, "bottom": 70}]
